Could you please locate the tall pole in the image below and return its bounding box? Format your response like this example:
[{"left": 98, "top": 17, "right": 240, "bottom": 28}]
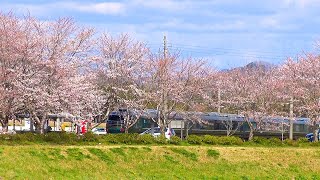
[
  {"left": 218, "top": 88, "right": 221, "bottom": 114},
  {"left": 163, "top": 35, "right": 169, "bottom": 131},
  {"left": 281, "top": 121, "right": 284, "bottom": 141},
  {"left": 163, "top": 35, "right": 167, "bottom": 58},
  {"left": 180, "top": 120, "right": 183, "bottom": 140},
  {"left": 289, "top": 97, "right": 294, "bottom": 140}
]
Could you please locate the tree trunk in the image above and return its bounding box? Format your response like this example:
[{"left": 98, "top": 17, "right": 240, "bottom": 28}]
[
  {"left": 0, "top": 116, "right": 9, "bottom": 132},
  {"left": 124, "top": 120, "right": 135, "bottom": 134},
  {"left": 39, "top": 117, "right": 47, "bottom": 134},
  {"left": 248, "top": 128, "right": 254, "bottom": 141},
  {"left": 34, "top": 120, "right": 41, "bottom": 132},
  {"left": 185, "top": 121, "right": 189, "bottom": 137},
  {"left": 226, "top": 129, "right": 231, "bottom": 136},
  {"left": 157, "top": 108, "right": 166, "bottom": 136},
  {"left": 244, "top": 115, "right": 254, "bottom": 141},
  {"left": 33, "top": 119, "right": 41, "bottom": 132},
  {"left": 311, "top": 118, "right": 318, "bottom": 142},
  {"left": 30, "top": 118, "right": 34, "bottom": 132},
  {"left": 32, "top": 112, "right": 47, "bottom": 133},
  {"left": 160, "top": 125, "right": 165, "bottom": 136},
  {"left": 314, "top": 129, "right": 319, "bottom": 142},
  {"left": 124, "top": 113, "right": 130, "bottom": 134},
  {"left": 248, "top": 122, "right": 254, "bottom": 141},
  {"left": 180, "top": 120, "right": 183, "bottom": 140},
  {"left": 13, "top": 119, "right": 15, "bottom": 131}
]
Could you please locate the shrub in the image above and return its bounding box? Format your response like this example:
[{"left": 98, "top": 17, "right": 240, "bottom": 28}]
[
  {"left": 101, "top": 133, "right": 141, "bottom": 144},
  {"left": 203, "top": 135, "right": 219, "bottom": 145},
  {"left": 169, "top": 136, "right": 182, "bottom": 145},
  {"left": 267, "top": 137, "right": 282, "bottom": 146},
  {"left": 284, "top": 139, "right": 298, "bottom": 146},
  {"left": 2, "top": 132, "right": 315, "bottom": 147},
  {"left": 43, "top": 132, "right": 78, "bottom": 144},
  {"left": 297, "top": 138, "right": 310, "bottom": 144},
  {"left": 155, "top": 135, "right": 168, "bottom": 144},
  {"left": 116, "top": 133, "right": 139, "bottom": 144},
  {"left": 251, "top": 137, "right": 268, "bottom": 145},
  {"left": 137, "top": 134, "right": 155, "bottom": 144},
  {"left": 218, "top": 136, "right": 243, "bottom": 145},
  {"left": 114, "top": 133, "right": 130, "bottom": 144},
  {"left": 82, "top": 132, "right": 99, "bottom": 142},
  {"left": 0, "top": 134, "right": 14, "bottom": 143},
  {"left": 43, "top": 132, "right": 61, "bottom": 143},
  {"left": 251, "top": 137, "right": 282, "bottom": 146},
  {"left": 13, "top": 133, "right": 43, "bottom": 143},
  {"left": 186, "top": 135, "right": 202, "bottom": 145},
  {"left": 58, "top": 132, "right": 79, "bottom": 144},
  {"left": 101, "top": 134, "right": 119, "bottom": 144},
  {"left": 310, "top": 141, "right": 320, "bottom": 146}
]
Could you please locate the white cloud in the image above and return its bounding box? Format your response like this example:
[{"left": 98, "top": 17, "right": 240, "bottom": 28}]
[
  {"left": 2, "top": 1, "right": 126, "bottom": 16},
  {"left": 61, "top": 2, "right": 125, "bottom": 15},
  {"left": 283, "top": 0, "right": 320, "bottom": 9},
  {"left": 141, "top": 19, "right": 246, "bottom": 32},
  {"left": 131, "top": 0, "right": 191, "bottom": 11},
  {"left": 2, "top": 0, "right": 318, "bottom": 69},
  {"left": 259, "top": 16, "right": 299, "bottom": 31}
]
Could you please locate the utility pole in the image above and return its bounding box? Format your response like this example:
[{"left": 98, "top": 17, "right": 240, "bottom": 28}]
[
  {"left": 162, "top": 35, "right": 169, "bottom": 132},
  {"left": 289, "top": 97, "right": 294, "bottom": 140},
  {"left": 218, "top": 88, "right": 221, "bottom": 114},
  {"left": 163, "top": 35, "right": 167, "bottom": 58}
]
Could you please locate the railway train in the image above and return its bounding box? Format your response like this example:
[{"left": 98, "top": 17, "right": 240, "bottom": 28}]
[{"left": 106, "top": 110, "right": 318, "bottom": 140}]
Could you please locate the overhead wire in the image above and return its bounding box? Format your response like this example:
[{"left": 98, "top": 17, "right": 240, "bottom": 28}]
[{"left": 147, "top": 43, "right": 294, "bottom": 60}]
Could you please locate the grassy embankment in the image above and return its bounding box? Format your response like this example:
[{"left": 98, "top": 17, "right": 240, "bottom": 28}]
[{"left": 0, "top": 145, "right": 320, "bottom": 179}]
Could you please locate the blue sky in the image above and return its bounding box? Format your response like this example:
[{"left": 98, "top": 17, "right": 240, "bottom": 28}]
[{"left": 2, "top": 0, "right": 320, "bottom": 69}]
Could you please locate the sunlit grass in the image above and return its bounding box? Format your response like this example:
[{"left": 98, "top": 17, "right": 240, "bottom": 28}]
[{"left": 0, "top": 145, "right": 320, "bottom": 179}]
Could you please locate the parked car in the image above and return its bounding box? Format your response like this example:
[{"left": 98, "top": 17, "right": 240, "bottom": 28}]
[
  {"left": 92, "top": 127, "right": 107, "bottom": 135},
  {"left": 306, "top": 129, "right": 320, "bottom": 142},
  {"left": 140, "top": 127, "right": 176, "bottom": 139}
]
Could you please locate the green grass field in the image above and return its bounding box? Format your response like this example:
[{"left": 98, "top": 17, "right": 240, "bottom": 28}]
[{"left": 0, "top": 145, "right": 320, "bottom": 179}]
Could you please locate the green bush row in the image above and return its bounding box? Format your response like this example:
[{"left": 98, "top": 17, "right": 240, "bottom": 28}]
[
  {"left": 186, "top": 135, "right": 243, "bottom": 145},
  {"left": 186, "top": 135, "right": 317, "bottom": 146},
  {"left": 0, "top": 132, "right": 182, "bottom": 145},
  {"left": 248, "top": 136, "right": 314, "bottom": 147},
  {"left": 0, "top": 132, "right": 318, "bottom": 146}
]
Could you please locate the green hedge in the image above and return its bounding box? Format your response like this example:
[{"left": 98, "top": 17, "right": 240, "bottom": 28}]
[
  {"left": 186, "top": 135, "right": 243, "bottom": 145},
  {"left": 0, "top": 133, "right": 318, "bottom": 146},
  {"left": 186, "top": 135, "right": 203, "bottom": 145}
]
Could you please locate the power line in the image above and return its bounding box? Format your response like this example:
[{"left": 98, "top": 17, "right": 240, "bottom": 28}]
[
  {"left": 168, "top": 47, "right": 287, "bottom": 59},
  {"left": 149, "top": 45, "right": 289, "bottom": 60},
  {"left": 171, "top": 45, "right": 290, "bottom": 57},
  {"left": 147, "top": 43, "right": 295, "bottom": 60},
  {"left": 168, "top": 43, "right": 298, "bottom": 55}
]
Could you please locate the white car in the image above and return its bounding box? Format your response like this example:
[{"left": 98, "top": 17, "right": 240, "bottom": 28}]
[
  {"left": 91, "top": 127, "right": 107, "bottom": 135},
  {"left": 140, "top": 127, "right": 176, "bottom": 139}
]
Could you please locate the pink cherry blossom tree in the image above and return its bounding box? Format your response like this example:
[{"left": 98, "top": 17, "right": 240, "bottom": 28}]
[
  {"left": 92, "top": 33, "right": 150, "bottom": 132},
  {"left": 0, "top": 12, "right": 34, "bottom": 132},
  {"left": 220, "top": 65, "right": 276, "bottom": 140},
  {"left": 144, "top": 50, "right": 208, "bottom": 135},
  {"left": 9, "top": 16, "right": 95, "bottom": 133},
  {"left": 279, "top": 55, "right": 320, "bottom": 141}
]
